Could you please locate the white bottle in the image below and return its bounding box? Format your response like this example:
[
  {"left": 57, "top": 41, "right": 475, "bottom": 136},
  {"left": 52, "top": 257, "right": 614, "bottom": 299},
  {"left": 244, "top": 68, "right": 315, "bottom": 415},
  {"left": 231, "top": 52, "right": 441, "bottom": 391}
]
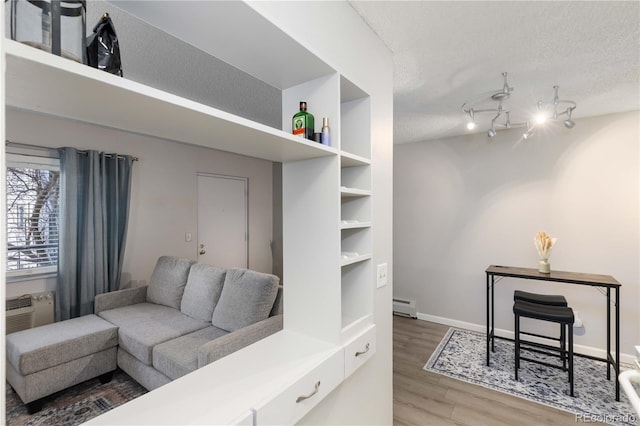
[{"left": 320, "top": 117, "right": 331, "bottom": 146}]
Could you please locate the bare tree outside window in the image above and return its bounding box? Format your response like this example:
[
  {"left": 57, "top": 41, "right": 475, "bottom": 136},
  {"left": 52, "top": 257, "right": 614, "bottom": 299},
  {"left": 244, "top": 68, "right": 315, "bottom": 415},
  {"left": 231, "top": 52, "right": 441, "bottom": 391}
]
[{"left": 6, "top": 166, "right": 60, "bottom": 272}]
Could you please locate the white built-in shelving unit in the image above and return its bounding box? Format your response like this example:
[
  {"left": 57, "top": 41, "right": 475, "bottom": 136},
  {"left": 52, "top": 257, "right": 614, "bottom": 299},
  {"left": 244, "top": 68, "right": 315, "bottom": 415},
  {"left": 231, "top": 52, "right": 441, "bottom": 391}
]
[
  {"left": 3, "top": 2, "right": 376, "bottom": 422},
  {"left": 339, "top": 76, "right": 373, "bottom": 336}
]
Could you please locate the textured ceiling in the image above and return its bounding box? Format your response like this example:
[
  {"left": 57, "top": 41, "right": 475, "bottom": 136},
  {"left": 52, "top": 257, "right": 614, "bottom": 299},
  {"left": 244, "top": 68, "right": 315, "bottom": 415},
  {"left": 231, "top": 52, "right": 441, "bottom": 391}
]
[{"left": 349, "top": 1, "right": 640, "bottom": 144}]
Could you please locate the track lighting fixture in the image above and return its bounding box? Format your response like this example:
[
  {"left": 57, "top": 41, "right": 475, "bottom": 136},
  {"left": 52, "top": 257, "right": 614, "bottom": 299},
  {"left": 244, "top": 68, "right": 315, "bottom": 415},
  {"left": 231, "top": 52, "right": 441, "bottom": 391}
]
[
  {"left": 466, "top": 109, "right": 477, "bottom": 130},
  {"left": 461, "top": 73, "right": 577, "bottom": 138},
  {"left": 522, "top": 122, "right": 535, "bottom": 140},
  {"left": 564, "top": 108, "right": 575, "bottom": 129}
]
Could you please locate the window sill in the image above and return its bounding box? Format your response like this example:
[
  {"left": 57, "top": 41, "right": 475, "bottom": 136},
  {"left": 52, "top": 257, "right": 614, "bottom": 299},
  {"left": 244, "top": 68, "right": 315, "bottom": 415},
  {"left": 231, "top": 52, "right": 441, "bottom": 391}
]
[{"left": 6, "top": 271, "right": 57, "bottom": 283}]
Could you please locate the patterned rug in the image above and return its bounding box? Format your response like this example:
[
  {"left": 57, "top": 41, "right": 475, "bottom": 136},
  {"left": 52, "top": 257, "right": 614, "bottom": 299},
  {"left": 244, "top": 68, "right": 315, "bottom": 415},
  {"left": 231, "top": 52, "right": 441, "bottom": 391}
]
[
  {"left": 5, "top": 369, "right": 147, "bottom": 426},
  {"left": 424, "top": 328, "right": 638, "bottom": 426}
]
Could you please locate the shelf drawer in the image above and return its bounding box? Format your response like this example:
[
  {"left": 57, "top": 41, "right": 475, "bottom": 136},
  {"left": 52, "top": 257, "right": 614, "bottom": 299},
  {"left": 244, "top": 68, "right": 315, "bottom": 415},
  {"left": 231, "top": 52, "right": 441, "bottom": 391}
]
[
  {"left": 254, "top": 348, "right": 344, "bottom": 425},
  {"left": 344, "top": 324, "right": 376, "bottom": 379}
]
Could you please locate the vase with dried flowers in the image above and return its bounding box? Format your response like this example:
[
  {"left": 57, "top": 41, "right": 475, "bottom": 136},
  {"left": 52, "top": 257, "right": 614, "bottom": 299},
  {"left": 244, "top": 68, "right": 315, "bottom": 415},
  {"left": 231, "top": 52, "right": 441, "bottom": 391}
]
[{"left": 534, "top": 231, "right": 557, "bottom": 273}]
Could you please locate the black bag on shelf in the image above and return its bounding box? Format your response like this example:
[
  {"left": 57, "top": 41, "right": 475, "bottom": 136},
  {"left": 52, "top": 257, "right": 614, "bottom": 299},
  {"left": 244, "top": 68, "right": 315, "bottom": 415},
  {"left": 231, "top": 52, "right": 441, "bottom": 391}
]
[{"left": 86, "top": 13, "right": 123, "bottom": 76}]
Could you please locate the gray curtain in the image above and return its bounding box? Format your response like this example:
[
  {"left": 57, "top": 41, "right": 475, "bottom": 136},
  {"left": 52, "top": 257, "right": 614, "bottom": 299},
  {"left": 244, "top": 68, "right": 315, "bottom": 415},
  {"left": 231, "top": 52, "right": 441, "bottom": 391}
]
[{"left": 56, "top": 147, "right": 133, "bottom": 320}]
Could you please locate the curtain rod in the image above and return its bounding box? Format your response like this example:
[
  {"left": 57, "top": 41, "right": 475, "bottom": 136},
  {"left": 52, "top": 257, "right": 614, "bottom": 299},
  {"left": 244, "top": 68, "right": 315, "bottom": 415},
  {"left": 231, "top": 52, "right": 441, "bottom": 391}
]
[{"left": 5, "top": 141, "right": 139, "bottom": 161}]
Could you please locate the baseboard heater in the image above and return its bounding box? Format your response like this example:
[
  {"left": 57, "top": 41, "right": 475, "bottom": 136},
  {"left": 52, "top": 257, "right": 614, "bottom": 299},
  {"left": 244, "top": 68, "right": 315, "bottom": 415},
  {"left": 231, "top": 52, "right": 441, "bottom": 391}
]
[
  {"left": 6, "top": 292, "right": 55, "bottom": 334},
  {"left": 393, "top": 298, "right": 417, "bottom": 319}
]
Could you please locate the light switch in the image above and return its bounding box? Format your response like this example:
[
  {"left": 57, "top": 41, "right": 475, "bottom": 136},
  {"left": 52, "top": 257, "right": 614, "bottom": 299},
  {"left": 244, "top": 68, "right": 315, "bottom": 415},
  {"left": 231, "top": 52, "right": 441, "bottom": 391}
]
[
  {"left": 377, "top": 263, "right": 388, "bottom": 288},
  {"left": 185, "top": 233, "right": 192, "bottom": 242}
]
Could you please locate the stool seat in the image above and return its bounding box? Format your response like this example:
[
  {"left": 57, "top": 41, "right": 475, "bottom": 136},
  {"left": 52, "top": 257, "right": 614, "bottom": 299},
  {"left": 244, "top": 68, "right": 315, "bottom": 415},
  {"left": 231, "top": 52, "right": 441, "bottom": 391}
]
[
  {"left": 513, "top": 300, "right": 574, "bottom": 323},
  {"left": 514, "top": 290, "right": 567, "bottom": 307}
]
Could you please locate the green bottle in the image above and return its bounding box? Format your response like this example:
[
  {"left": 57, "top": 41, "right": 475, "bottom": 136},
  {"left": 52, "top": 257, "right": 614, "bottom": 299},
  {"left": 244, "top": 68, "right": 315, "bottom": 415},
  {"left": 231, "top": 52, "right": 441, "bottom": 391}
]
[{"left": 292, "top": 101, "right": 315, "bottom": 140}]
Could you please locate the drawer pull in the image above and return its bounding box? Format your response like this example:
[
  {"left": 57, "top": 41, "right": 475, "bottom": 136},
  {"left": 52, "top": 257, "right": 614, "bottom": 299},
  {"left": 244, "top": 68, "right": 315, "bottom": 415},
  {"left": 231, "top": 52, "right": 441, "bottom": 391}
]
[
  {"left": 355, "top": 343, "right": 370, "bottom": 357},
  {"left": 296, "top": 381, "right": 321, "bottom": 403}
]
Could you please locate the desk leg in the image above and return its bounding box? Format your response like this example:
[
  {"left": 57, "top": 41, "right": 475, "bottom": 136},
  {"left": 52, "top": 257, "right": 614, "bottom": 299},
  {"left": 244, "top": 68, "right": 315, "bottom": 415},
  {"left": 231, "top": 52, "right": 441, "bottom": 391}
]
[
  {"left": 491, "top": 275, "right": 495, "bottom": 352},
  {"left": 486, "top": 273, "right": 490, "bottom": 366},
  {"left": 615, "top": 286, "right": 620, "bottom": 402},
  {"left": 607, "top": 287, "right": 611, "bottom": 381}
]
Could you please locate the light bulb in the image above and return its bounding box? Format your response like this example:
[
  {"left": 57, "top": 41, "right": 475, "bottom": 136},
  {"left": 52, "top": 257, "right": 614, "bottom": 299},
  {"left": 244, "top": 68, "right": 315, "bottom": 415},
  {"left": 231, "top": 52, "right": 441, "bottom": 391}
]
[
  {"left": 535, "top": 114, "right": 547, "bottom": 125},
  {"left": 487, "top": 128, "right": 496, "bottom": 138},
  {"left": 467, "top": 121, "right": 477, "bottom": 130},
  {"left": 564, "top": 119, "right": 575, "bottom": 129}
]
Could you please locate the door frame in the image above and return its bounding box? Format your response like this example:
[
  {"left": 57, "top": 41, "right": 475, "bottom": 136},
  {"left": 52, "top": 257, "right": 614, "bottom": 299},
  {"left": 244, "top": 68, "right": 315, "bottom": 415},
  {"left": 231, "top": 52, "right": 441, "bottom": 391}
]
[{"left": 196, "top": 172, "right": 249, "bottom": 267}]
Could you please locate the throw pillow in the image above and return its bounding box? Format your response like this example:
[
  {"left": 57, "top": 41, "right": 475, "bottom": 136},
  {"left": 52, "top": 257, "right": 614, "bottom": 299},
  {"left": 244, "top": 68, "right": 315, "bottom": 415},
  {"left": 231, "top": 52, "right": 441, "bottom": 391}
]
[
  {"left": 211, "top": 268, "right": 279, "bottom": 332},
  {"left": 146, "top": 256, "right": 196, "bottom": 309},
  {"left": 181, "top": 264, "right": 227, "bottom": 321}
]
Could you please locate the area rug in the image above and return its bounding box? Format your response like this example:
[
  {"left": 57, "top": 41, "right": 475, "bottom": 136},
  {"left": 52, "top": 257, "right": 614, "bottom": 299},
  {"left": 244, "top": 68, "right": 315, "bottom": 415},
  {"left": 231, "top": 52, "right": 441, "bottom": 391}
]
[
  {"left": 5, "top": 369, "right": 147, "bottom": 426},
  {"left": 424, "top": 328, "right": 638, "bottom": 426}
]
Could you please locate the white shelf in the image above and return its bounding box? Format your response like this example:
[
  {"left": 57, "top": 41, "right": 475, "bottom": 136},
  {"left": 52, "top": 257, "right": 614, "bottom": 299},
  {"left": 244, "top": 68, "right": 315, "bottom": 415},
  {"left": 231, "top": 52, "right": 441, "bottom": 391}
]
[
  {"left": 340, "top": 187, "right": 372, "bottom": 198},
  {"left": 340, "top": 221, "right": 372, "bottom": 230},
  {"left": 4, "top": 40, "right": 337, "bottom": 163},
  {"left": 341, "top": 253, "right": 372, "bottom": 267},
  {"left": 340, "top": 151, "right": 371, "bottom": 167}
]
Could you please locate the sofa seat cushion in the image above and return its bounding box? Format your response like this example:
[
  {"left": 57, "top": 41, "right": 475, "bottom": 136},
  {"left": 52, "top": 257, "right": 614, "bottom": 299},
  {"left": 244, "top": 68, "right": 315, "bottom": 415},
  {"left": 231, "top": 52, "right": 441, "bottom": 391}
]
[
  {"left": 99, "top": 303, "right": 209, "bottom": 365},
  {"left": 152, "top": 326, "right": 229, "bottom": 380},
  {"left": 212, "top": 268, "right": 279, "bottom": 332},
  {"left": 146, "top": 256, "right": 196, "bottom": 309},
  {"left": 6, "top": 314, "right": 118, "bottom": 375}
]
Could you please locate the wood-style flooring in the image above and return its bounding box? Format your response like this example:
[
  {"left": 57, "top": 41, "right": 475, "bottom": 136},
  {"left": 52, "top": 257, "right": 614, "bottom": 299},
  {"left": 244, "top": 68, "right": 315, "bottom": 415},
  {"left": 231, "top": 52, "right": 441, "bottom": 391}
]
[{"left": 393, "top": 316, "right": 588, "bottom": 425}]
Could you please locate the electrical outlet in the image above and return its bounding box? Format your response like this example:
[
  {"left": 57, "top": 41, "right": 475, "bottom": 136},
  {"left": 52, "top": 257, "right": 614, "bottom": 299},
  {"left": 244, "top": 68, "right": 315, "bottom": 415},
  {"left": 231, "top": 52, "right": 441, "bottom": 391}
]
[
  {"left": 377, "top": 263, "right": 388, "bottom": 288},
  {"left": 573, "top": 310, "right": 583, "bottom": 328}
]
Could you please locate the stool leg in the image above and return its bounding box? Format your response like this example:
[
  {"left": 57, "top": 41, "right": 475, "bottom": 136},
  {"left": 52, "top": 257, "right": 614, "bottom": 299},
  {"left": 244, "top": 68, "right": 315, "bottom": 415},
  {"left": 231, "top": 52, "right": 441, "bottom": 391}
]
[
  {"left": 568, "top": 323, "right": 574, "bottom": 397},
  {"left": 561, "top": 324, "right": 566, "bottom": 371},
  {"left": 515, "top": 313, "right": 520, "bottom": 380}
]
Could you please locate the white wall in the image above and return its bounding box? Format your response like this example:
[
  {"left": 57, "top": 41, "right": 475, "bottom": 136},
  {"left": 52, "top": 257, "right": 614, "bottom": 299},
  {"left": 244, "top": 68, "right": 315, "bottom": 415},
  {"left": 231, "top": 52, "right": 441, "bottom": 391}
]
[
  {"left": 394, "top": 111, "right": 640, "bottom": 358},
  {"left": 248, "top": 2, "right": 394, "bottom": 424},
  {"left": 6, "top": 109, "right": 273, "bottom": 297}
]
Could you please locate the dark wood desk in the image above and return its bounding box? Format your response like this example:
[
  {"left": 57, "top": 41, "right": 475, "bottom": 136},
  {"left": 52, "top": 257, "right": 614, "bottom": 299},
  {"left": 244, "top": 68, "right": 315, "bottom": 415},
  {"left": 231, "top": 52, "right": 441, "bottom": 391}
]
[{"left": 485, "top": 265, "right": 622, "bottom": 401}]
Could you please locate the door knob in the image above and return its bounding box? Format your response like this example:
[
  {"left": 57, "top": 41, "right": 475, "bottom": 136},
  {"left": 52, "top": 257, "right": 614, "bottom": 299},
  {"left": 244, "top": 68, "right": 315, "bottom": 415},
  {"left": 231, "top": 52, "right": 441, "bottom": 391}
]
[{"left": 199, "top": 249, "right": 206, "bottom": 255}]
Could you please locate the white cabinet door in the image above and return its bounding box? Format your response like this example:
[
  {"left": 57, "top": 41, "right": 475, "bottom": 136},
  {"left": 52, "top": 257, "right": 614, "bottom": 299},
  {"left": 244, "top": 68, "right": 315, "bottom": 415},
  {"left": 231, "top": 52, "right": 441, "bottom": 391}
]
[
  {"left": 254, "top": 348, "right": 344, "bottom": 425},
  {"left": 343, "top": 324, "right": 376, "bottom": 379}
]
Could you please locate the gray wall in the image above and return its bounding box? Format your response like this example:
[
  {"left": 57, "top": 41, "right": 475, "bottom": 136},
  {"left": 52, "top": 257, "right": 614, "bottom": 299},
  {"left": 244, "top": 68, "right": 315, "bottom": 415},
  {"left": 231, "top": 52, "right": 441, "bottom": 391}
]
[
  {"left": 87, "top": 1, "right": 281, "bottom": 128},
  {"left": 394, "top": 111, "right": 639, "bottom": 357}
]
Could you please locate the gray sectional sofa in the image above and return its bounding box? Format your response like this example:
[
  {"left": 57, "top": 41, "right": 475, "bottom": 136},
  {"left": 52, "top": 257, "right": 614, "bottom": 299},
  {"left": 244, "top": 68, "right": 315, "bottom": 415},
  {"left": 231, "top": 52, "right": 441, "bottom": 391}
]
[{"left": 95, "top": 256, "right": 283, "bottom": 391}]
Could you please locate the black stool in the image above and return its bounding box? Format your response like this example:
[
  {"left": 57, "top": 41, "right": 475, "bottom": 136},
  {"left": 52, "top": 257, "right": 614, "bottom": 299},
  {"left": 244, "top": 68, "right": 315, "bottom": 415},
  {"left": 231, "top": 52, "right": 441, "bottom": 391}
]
[
  {"left": 513, "top": 300, "right": 575, "bottom": 397},
  {"left": 514, "top": 290, "right": 569, "bottom": 370}
]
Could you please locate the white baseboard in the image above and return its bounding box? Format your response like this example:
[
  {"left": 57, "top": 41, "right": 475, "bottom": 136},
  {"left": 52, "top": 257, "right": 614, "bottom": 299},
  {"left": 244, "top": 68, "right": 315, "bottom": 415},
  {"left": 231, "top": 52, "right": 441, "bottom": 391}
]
[{"left": 416, "top": 312, "right": 637, "bottom": 366}]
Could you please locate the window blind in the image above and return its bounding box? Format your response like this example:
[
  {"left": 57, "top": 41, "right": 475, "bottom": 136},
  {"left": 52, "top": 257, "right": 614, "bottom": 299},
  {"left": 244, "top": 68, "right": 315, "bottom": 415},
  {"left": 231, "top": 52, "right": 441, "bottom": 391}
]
[{"left": 6, "top": 160, "right": 60, "bottom": 274}]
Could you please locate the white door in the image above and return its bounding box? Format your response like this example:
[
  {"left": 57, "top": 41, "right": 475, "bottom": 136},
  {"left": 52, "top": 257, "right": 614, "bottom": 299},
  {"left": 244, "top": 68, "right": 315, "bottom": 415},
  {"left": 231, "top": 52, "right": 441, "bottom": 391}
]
[{"left": 197, "top": 173, "right": 248, "bottom": 268}]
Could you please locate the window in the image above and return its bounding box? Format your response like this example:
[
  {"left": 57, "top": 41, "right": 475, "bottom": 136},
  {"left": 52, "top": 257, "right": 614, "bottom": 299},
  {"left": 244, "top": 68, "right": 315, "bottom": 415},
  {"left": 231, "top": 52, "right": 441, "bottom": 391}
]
[{"left": 6, "top": 154, "right": 60, "bottom": 277}]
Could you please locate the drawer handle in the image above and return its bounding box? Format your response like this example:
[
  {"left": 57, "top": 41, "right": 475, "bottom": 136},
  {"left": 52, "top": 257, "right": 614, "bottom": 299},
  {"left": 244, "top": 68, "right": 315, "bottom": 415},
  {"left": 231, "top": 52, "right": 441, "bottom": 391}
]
[
  {"left": 296, "top": 381, "right": 321, "bottom": 403},
  {"left": 355, "top": 343, "right": 370, "bottom": 357}
]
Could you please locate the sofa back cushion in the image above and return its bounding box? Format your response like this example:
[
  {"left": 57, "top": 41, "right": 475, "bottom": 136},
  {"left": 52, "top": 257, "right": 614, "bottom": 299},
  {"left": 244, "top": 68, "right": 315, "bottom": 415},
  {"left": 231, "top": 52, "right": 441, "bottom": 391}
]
[
  {"left": 270, "top": 285, "right": 283, "bottom": 317},
  {"left": 146, "top": 256, "right": 196, "bottom": 309},
  {"left": 211, "top": 268, "right": 279, "bottom": 332},
  {"left": 180, "top": 264, "right": 227, "bottom": 321}
]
